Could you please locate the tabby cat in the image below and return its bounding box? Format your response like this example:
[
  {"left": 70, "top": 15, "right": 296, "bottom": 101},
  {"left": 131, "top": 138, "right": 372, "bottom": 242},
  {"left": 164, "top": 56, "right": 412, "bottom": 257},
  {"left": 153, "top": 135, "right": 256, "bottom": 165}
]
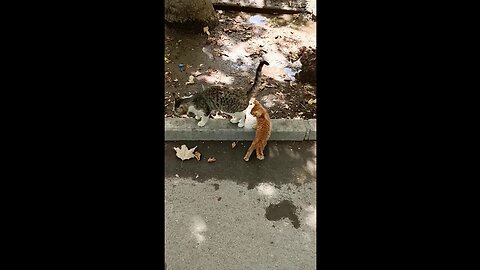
[{"left": 173, "top": 60, "right": 269, "bottom": 127}]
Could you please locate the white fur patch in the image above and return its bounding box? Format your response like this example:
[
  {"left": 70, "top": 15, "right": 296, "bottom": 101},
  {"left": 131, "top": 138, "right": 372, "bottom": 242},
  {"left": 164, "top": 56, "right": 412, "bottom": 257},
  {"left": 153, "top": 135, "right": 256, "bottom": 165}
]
[
  {"left": 188, "top": 105, "right": 206, "bottom": 117},
  {"left": 243, "top": 101, "right": 257, "bottom": 129}
]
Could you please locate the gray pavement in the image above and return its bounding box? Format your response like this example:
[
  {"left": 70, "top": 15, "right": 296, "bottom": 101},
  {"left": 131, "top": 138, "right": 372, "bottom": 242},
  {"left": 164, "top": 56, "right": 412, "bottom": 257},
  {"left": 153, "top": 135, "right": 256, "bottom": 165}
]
[{"left": 165, "top": 141, "right": 317, "bottom": 270}]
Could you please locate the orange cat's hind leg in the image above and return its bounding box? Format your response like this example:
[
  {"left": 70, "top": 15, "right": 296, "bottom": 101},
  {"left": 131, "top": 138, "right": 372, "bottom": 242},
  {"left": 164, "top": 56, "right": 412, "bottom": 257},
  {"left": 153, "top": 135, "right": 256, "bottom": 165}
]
[
  {"left": 244, "top": 144, "right": 255, "bottom": 161},
  {"left": 256, "top": 145, "right": 264, "bottom": 160}
]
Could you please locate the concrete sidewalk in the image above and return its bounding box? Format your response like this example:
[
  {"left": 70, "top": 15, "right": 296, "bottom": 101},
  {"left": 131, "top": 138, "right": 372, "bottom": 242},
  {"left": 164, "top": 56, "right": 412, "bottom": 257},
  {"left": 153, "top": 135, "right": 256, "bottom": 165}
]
[
  {"left": 165, "top": 118, "right": 316, "bottom": 141},
  {"left": 165, "top": 141, "right": 316, "bottom": 270}
]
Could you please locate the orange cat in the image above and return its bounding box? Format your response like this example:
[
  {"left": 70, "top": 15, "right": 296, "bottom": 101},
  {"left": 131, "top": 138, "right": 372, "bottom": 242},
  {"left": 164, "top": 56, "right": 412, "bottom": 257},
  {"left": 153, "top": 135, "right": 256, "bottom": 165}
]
[{"left": 244, "top": 99, "right": 271, "bottom": 161}]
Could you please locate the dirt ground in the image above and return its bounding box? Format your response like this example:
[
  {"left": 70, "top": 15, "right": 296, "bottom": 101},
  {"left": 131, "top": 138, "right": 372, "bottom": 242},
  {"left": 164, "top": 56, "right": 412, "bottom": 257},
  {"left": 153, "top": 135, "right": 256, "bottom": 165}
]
[{"left": 164, "top": 6, "right": 316, "bottom": 120}]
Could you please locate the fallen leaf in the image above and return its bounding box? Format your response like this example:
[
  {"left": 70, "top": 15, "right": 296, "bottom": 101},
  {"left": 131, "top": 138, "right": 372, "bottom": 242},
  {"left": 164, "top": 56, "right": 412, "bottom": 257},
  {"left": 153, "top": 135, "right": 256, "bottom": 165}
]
[
  {"left": 308, "top": 98, "right": 317, "bottom": 105},
  {"left": 208, "top": 157, "right": 216, "bottom": 163},
  {"left": 185, "top": 75, "right": 195, "bottom": 85},
  {"left": 231, "top": 142, "right": 237, "bottom": 149},
  {"left": 173, "top": 78, "right": 178, "bottom": 82},
  {"left": 203, "top": 26, "right": 210, "bottom": 36},
  {"left": 192, "top": 71, "right": 202, "bottom": 77},
  {"left": 174, "top": 145, "right": 197, "bottom": 161},
  {"left": 194, "top": 151, "right": 201, "bottom": 161}
]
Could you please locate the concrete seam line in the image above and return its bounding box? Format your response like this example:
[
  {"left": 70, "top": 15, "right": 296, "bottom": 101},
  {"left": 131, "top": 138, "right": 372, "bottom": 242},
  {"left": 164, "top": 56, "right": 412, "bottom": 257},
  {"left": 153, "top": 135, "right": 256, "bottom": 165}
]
[{"left": 304, "top": 120, "right": 310, "bottom": 141}]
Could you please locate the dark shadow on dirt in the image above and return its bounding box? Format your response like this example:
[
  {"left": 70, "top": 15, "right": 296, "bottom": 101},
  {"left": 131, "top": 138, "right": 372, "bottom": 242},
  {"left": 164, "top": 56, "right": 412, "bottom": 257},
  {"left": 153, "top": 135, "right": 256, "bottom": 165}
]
[{"left": 164, "top": 7, "right": 316, "bottom": 120}]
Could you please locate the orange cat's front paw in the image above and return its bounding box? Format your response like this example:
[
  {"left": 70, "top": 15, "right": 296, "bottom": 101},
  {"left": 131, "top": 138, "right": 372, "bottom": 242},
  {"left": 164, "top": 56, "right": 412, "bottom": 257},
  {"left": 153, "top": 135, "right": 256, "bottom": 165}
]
[
  {"left": 244, "top": 156, "right": 250, "bottom": 161},
  {"left": 257, "top": 155, "right": 264, "bottom": 160}
]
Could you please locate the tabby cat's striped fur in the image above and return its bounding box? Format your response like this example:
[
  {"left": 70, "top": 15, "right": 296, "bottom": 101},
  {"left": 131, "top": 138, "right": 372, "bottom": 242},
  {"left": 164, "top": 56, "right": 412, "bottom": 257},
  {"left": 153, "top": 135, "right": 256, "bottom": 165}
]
[{"left": 173, "top": 60, "right": 269, "bottom": 127}]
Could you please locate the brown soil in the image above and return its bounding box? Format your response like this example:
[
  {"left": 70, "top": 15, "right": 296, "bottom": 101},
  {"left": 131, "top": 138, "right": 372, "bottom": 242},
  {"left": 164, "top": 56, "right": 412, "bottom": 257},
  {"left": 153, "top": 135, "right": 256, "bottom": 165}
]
[{"left": 164, "top": 8, "right": 316, "bottom": 120}]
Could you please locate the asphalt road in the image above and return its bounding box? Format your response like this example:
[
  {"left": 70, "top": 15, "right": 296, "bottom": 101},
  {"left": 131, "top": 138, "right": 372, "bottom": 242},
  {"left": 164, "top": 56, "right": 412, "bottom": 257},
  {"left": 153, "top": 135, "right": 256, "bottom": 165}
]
[{"left": 165, "top": 141, "right": 317, "bottom": 269}]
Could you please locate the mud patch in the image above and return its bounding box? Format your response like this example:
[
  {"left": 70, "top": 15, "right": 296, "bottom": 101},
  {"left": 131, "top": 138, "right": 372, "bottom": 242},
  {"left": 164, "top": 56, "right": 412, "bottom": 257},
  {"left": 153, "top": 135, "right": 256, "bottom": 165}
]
[{"left": 265, "top": 200, "right": 300, "bottom": 229}]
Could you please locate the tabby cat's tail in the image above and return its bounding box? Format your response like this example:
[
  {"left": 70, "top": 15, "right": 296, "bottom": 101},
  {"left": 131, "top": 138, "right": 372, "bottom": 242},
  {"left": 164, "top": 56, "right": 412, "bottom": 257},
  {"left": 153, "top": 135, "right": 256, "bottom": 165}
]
[{"left": 247, "top": 60, "right": 270, "bottom": 99}]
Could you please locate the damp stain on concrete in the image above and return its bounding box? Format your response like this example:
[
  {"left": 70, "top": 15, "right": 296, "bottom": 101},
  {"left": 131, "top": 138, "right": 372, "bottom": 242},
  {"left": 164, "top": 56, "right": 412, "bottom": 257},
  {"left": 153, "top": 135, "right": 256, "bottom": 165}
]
[
  {"left": 165, "top": 141, "right": 316, "bottom": 188},
  {"left": 265, "top": 200, "right": 300, "bottom": 229},
  {"left": 212, "top": 183, "right": 219, "bottom": 190}
]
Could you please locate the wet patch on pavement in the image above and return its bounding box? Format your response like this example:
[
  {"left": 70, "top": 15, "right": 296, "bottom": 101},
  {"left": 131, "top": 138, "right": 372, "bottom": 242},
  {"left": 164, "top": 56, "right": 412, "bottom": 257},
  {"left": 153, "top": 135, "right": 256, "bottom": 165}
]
[
  {"left": 164, "top": 177, "right": 316, "bottom": 269},
  {"left": 165, "top": 141, "right": 316, "bottom": 189},
  {"left": 265, "top": 200, "right": 300, "bottom": 229}
]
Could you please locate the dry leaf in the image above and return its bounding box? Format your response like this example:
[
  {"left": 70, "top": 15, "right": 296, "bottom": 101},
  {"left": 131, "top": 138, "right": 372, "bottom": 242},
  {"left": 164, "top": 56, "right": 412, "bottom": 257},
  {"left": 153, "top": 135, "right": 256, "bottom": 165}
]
[
  {"left": 173, "top": 145, "right": 197, "bottom": 161},
  {"left": 192, "top": 70, "right": 202, "bottom": 77},
  {"left": 208, "top": 157, "right": 216, "bottom": 163},
  {"left": 203, "top": 26, "right": 210, "bottom": 36},
  {"left": 308, "top": 98, "right": 316, "bottom": 105},
  {"left": 194, "top": 151, "right": 201, "bottom": 161},
  {"left": 185, "top": 75, "right": 195, "bottom": 85},
  {"left": 231, "top": 142, "right": 237, "bottom": 149}
]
